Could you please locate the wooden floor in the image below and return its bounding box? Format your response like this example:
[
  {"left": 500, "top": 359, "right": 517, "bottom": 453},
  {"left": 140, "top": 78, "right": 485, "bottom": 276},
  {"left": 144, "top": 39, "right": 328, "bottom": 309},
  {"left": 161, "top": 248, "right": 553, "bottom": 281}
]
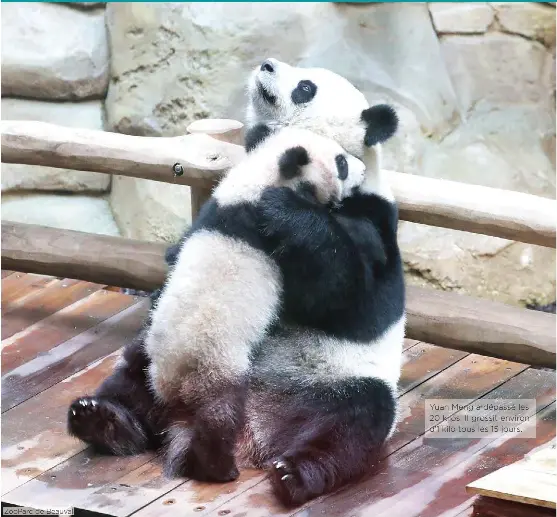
[{"left": 1, "top": 271, "right": 555, "bottom": 517}]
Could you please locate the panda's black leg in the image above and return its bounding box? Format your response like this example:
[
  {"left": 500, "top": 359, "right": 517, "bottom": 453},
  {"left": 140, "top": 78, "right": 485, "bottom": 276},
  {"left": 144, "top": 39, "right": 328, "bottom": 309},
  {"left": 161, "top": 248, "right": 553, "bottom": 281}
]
[
  {"left": 263, "top": 379, "right": 396, "bottom": 507},
  {"left": 67, "top": 332, "right": 162, "bottom": 455},
  {"left": 164, "top": 382, "right": 246, "bottom": 482},
  {"left": 68, "top": 396, "right": 149, "bottom": 455}
]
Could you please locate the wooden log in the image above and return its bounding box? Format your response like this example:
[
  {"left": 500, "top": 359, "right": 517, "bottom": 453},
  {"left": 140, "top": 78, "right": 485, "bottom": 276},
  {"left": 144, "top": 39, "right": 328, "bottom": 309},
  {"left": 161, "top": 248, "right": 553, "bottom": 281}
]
[
  {"left": 2, "top": 222, "right": 555, "bottom": 368},
  {"left": 186, "top": 119, "right": 241, "bottom": 218},
  {"left": 1, "top": 222, "right": 168, "bottom": 292},
  {"left": 186, "top": 118, "right": 244, "bottom": 145},
  {"left": 2, "top": 120, "right": 555, "bottom": 248},
  {"left": 190, "top": 186, "right": 213, "bottom": 219},
  {"left": 406, "top": 287, "right": 556, "bottom": 369},
  {"left": 1, "top": 120, "right": 245, "bottom": 189}
]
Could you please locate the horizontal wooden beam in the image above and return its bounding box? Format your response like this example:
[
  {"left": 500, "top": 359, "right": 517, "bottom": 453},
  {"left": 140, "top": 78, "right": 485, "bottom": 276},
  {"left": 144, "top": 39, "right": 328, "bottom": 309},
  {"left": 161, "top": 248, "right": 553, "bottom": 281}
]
[
  {"left": 2, "top": 120, "right": 555, "bottom": 248},
  {"left": 1, "top": 221, "right": 168, "bottom": 292},
  {"left": 3, "top": 222, "right": 555, "bottom": 368},
  {"left": 1, "top": 120, "right": 245, "bottom": 189}
]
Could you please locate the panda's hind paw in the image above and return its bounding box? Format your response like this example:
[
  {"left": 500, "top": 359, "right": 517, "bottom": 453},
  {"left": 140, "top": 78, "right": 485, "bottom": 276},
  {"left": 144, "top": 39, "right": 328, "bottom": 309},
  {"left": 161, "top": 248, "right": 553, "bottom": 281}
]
[
  {"left": 67, "top": 396, "right": 148, "bottom": 455},
  {"left": 269, "top": 455, "right": 326, "bottom": 507}
]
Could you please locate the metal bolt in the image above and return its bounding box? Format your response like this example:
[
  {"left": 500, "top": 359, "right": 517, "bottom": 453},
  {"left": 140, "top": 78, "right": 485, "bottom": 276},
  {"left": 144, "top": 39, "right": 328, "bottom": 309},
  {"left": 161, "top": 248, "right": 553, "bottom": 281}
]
[{"left": 173, "top": 163, "right": 184, "bottom": 176}]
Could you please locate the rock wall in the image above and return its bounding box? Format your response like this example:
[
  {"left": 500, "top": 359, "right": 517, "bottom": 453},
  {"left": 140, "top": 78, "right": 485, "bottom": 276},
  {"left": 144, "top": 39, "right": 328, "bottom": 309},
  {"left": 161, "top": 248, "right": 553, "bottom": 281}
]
[
  {"left": 2, "top": 2, "right": 555, "bottom": 306},
  {"left": 1, "top": 2, "right": 119, "bottom": 236}
]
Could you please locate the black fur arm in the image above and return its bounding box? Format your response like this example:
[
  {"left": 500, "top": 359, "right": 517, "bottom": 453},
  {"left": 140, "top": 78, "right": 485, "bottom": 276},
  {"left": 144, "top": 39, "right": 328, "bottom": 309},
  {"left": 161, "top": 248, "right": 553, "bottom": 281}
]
[
  {"left": 336, "top": 190, "right": 399, "bottom": 246},
  {"left": 244, "top": 123, "right": 276, "bottom": 152},
  {"left": 258, "top": 186, "right": 353, "bottom": 256},
  {"left": 257, "top": 187, "right": 372, "bottom": 320}
]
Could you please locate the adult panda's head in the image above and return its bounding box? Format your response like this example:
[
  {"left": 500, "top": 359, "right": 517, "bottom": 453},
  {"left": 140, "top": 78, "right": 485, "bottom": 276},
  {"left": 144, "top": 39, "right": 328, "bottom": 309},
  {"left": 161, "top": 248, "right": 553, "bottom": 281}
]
[
  {"left": 215, "top": 127, "right": 366, "bottom": 207},
  {"left": 245, "top": 58, "right": 398, "bottom": 162}
]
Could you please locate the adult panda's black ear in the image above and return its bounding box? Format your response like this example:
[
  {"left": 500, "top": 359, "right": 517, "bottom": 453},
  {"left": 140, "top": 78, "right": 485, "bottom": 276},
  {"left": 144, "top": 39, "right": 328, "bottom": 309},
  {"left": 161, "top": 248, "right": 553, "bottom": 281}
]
[
  {"left": 361, "top": 104, "right": 398, "bottom": 147},
  {"left": 278, "top": 146, "right": 310, "bottom": 179},
  {"left": 244, "top": 123, "right": 275, "bottom": 153}
]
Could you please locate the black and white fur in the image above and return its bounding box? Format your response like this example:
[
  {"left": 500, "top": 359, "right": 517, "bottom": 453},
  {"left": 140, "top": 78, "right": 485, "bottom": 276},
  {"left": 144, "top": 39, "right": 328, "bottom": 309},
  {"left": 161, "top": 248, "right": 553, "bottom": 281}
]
[
  {"left": 67, "top": 59, "right": 405, "bottom": 507},
  {"left": 145, "top": 128, "right": 365, "bottom": 481},
  {"left": 230, "top": 59, "right": 406, "bottom": 506}
]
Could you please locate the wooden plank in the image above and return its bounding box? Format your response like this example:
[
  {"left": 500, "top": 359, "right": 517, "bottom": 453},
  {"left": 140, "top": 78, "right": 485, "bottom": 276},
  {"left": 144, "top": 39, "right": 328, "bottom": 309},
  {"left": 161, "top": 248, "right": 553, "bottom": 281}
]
[
  {"left": 1, "top": 298, "right": 149, "bottom": 411},
  {"left": 3, "top": 120, "right": 556, "bottom": 248},
  {"left": 471, "top": 496, "right": 555, "bottom": 517},
  {"left": 1, "top": 273, "right": 58, "bottom": 307},
  {"left": 130, "top": 469, "right": 265, "bottom": 517},
  {"left": 1, "top": 278, "right": 105, "bottom": 339},
  {"left": 388, "top": 355, "right": 528, "bottom": 453},
  {"left": 398, "top": 342, "right": 468, "bottom": 395},
  {"left": 1, "top": 352, "right": 121, "bottom": 494},
  {"left": 1, "top": 120, "right": 244, "bottom": 189},
  {"left": 466, "top": 442, "right": 557, "bottom": 509},
  {"left": 3, "top": 448, "right": 157, "bottom": 512},
  {"left": 3, "top": 222, "right": 555, "bottom": 368},
  {"left": 2, "top": 289, "right": 138, "bottom": 375},
  {"left": 390, "top": 171, "right": 556, "bottom": 248},
  {"left": 402, "top": 339, "right": 421, "bottom": 351}
]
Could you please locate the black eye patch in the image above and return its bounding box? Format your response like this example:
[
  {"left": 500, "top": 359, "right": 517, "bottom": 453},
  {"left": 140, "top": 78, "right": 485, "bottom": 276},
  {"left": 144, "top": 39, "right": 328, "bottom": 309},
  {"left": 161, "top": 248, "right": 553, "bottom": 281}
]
[
  {"left": 291, "top": 80, "right": 317, "bottom": 105},
  {"left": 335, "top": 154, "right": 348, "bottom": 180}
]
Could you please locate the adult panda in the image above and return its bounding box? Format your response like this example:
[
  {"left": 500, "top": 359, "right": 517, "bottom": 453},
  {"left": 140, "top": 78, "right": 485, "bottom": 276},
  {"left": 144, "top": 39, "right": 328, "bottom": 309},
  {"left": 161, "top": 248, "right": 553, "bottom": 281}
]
[{"left": 227, "top": 59, "right": 406, "bottom": 506}]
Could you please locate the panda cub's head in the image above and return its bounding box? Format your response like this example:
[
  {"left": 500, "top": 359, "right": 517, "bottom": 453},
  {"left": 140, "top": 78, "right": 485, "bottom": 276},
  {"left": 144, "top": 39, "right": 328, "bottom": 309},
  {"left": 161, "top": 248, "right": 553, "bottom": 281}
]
[
  {"left": 214, "top": 127, "right": 365, "bottom": 207},
  {"left": 245, "top": 58, "right": 398, "bottom": 160}
]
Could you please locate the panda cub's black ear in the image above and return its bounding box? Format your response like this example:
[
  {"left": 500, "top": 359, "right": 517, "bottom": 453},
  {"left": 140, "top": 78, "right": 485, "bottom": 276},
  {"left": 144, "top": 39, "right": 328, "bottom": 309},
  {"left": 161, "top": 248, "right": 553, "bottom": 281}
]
[
  {"left": 361, "top": 104, "right": 398, "bottom": 147},
  {"left": 278, "top": 146, "right": 310, "bottom": 179},
  {"left": 244, "top": 123, "right": 275, "bottom": 153}
]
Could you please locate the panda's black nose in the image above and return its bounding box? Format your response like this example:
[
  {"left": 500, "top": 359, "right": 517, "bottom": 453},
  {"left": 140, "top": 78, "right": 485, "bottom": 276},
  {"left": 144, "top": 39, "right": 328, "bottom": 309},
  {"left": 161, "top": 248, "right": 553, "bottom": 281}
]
[{"left": 260, "top": 60, "right": 275, "bottom": 74}]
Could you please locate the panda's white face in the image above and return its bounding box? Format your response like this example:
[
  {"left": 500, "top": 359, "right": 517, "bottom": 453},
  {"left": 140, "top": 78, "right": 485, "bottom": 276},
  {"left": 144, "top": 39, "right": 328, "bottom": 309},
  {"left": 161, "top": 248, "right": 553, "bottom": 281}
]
[
  {"left": 247, "top": 58, "right": 368, "bottom": 124},
  {"left": 265, "top": 127, "right": 366, "bottom": 204},
  {"left": 246, "top": 58, "right": 371, "bottom": 159},
  {"left": 215, "top": 127, "right": 366, "bottom": 207}
]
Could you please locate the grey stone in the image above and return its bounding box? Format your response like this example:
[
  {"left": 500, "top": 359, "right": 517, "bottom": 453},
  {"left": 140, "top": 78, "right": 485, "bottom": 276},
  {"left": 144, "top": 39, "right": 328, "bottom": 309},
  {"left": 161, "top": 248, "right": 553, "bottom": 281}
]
[
  {"left": 441, "top": 33, "right": 549, "bottom": 112},
  {"left": 429, "top": 3, "right": 494, "bottom": 34},
  {"left": 492, "top": 2, "right": 556, "bottom": 47},
  {"left": 109, "top": 175, "right": 192, "bottom": 243},
  {"left": 1, "top": 2, "right": 109, "bottom": 100},
  {"left": 2, "top": 192, "right": 120, "bottom": 236}
]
